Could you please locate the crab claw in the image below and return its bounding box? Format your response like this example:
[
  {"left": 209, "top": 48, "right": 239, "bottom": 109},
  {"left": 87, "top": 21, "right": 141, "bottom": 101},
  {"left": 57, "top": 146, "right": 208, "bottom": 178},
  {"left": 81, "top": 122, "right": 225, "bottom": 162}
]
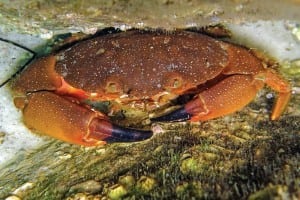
[
  {"left": 18, "top": 91, "right": 152, "bottom": 146},
  {"left": 152, "top": 71, "right": 291, "bottom": 123},
  {"left": 151, "top": 107, "right": 191, "bottom": 122}
]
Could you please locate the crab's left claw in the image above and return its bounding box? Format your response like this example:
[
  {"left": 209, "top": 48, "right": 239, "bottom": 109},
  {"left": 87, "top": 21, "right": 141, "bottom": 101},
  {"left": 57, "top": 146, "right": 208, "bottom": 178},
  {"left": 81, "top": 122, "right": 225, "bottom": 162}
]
[
  {"left": 152, "top": 70, "right": 291, "bottom": 122},
  {"left": 17, "top": 91, "right": 152, "bottom": 146}
]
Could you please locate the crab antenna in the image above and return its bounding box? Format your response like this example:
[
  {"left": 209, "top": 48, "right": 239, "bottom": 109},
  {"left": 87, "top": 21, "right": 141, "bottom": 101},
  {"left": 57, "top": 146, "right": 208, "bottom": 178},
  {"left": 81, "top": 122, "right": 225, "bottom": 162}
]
[
  {"left": 0, "top": 38, "right": 36, "bottom": 54},
  {"left": 0, "top": 37, "right": 36, "bottom": 87},
  {"left": 151, "top": 107, "right": 191, "bottom": 122}
]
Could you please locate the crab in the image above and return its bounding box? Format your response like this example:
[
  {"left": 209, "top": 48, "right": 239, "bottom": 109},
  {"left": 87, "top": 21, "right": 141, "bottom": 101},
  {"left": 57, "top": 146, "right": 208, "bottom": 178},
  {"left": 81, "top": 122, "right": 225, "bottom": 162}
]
[{"left": 11, "top": 30, "right": 291, "bottom": 146}]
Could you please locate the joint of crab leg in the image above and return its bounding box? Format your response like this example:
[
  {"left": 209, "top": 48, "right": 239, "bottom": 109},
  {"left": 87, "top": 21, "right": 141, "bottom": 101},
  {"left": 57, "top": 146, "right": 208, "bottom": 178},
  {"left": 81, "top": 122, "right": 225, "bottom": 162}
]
[
  {"left": 184, "top": 95, "right": 209, "bottom": 122},
  {"left": 56, "top": 77, "right": 89, "bottom": 99},
  {"left": 88, "top": 118, "right": 153, "bottom": 143},
  {"left": 151, "top": 95, "right": 209, "bottom": 122}
]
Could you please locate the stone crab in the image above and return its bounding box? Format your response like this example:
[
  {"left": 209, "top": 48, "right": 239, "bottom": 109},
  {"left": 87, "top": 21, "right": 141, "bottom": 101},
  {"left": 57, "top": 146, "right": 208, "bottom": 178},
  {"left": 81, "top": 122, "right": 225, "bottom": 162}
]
[{"left": 11, "top": 29, "right": 291, "bottom": 146}]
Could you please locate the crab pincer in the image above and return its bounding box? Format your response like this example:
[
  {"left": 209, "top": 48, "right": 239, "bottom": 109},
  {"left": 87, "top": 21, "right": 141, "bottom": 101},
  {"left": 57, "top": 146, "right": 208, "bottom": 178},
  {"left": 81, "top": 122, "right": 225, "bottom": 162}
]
[
  {"left": 12, "top": 56, "right": 152, "bottom": 146},
  {"left": 152, "top": 69, "right": 291, "bottom": 122},
  {"left": 14, "top": 91, "right": 152, "bottom": 146}
]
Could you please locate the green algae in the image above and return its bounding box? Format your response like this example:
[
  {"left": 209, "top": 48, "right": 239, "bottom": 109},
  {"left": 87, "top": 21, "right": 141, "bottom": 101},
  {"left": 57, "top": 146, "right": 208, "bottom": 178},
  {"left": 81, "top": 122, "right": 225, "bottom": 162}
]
[{"left": 1, "top": 110, "right": 299, "bottom": 199}]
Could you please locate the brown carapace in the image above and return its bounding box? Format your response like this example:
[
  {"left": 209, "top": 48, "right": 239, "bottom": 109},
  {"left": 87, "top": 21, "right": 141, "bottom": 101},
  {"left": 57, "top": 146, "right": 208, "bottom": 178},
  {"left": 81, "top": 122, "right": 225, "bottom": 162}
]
[{"left": 11, "top": 30, "right": 291, "bottom": 146}]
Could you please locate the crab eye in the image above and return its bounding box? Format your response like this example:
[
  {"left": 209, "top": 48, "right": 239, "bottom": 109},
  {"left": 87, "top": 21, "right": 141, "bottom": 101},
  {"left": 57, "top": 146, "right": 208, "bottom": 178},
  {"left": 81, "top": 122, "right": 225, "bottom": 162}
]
[
  {"left": 173, "top": 78, "right": 182, "bottom": 88},
  {"left": 163, "top": 73, "right": 185, "bottom": 91},
  {"left": 170, "top": 76, "right": 183, "bottom": 89},
  {"left": 105, "top": 82, "right": 119, "bottom": 93}
]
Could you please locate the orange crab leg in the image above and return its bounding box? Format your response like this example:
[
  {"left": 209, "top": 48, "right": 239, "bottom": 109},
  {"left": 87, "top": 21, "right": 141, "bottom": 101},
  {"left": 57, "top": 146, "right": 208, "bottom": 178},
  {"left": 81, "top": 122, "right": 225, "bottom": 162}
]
[
  {"left": 12, "top": 55, "right": 90, "bottom": 100},
  {"left": 55, "top": 77, "right": 89, "bottom": 100},
  {"left": 22, "top": 91, "right": 152, "bottom": 146},
  {"left": 264, "top": 69, "right": 291, "bottom": 120}
]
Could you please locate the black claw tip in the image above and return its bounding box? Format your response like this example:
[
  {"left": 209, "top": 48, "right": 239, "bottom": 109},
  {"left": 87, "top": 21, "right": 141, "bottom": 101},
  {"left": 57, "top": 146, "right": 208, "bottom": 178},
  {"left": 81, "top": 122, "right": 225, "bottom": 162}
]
[
  {"left": 151, "top": 107, "right": 191, "bottom": 122},
  {"left": 106, "top": 125, "right": 153, "bottom": 143}
]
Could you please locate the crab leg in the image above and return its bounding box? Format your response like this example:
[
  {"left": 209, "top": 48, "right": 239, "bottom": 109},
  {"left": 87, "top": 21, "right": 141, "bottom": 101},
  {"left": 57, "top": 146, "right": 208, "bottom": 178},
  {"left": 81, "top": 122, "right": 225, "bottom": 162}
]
[
  {"left": 21, "top": 91, "right": 152, "bottom": 146},
  {"left": 263, "top": 69, "right": 291, "bottom": 120},
  {"left": 152, "top": 71, "right": 291, "bottom": 122}
]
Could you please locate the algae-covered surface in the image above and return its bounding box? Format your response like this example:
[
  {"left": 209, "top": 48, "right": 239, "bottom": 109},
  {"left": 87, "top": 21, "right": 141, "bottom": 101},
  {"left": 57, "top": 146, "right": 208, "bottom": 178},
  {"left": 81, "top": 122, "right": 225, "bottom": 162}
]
[
  {"left": 0, "top": 0, "right": 300, "bottom": 199},
  {"left": 1, "top": 105, "right": 300, "bottom": 199},
  {"left": 0, "top": 0, "right": 300, "bottom": 34}
]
